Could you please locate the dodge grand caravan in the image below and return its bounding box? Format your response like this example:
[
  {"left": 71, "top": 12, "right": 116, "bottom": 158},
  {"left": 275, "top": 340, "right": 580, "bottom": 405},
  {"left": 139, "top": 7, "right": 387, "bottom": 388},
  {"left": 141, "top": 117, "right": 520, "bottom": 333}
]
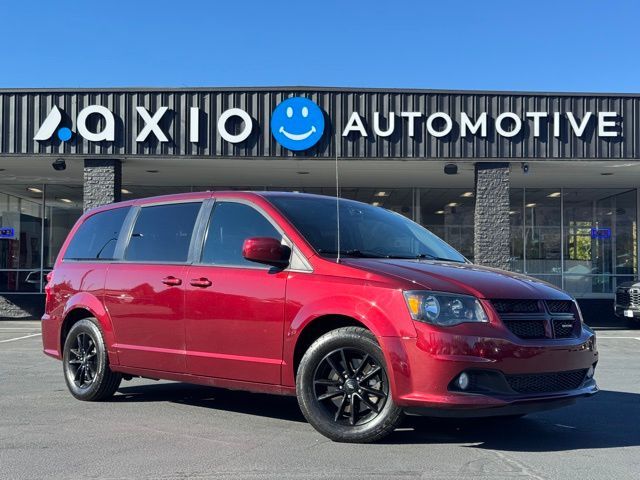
[{"left": 42, "top": 191, "right": 598, "bottom": 443}]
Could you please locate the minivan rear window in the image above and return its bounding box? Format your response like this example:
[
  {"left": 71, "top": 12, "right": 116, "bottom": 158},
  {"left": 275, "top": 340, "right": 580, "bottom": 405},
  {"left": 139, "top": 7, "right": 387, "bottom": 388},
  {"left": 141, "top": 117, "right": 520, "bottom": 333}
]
[
  {"left": 125, "top": 202, "right": 201, "bottom": 263},
  {"left": 64, "top": 207, "right": 130, "bottom": 261}
]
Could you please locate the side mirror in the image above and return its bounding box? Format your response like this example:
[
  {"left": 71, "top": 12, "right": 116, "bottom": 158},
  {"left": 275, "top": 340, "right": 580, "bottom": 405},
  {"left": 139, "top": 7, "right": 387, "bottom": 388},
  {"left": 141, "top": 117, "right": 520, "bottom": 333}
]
[{"left": 242, "top": 237, "right": 291, "bottom": 267}]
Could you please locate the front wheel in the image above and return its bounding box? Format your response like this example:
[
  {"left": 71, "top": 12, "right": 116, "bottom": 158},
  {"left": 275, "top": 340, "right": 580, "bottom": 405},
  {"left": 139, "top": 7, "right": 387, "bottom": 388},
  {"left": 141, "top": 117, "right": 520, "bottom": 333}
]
[
  {"left": 296, "top": 326, "right": 403, "bottom": 443},
  {"left": 62, "top": 318, "right": 122, "bottom": 401}
]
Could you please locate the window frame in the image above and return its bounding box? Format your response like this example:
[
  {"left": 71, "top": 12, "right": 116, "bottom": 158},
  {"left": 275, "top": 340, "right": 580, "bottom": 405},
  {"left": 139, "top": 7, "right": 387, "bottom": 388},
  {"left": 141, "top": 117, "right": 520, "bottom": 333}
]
[
  {"left": 193, "top": 198, "right": 310, "bottom": 271},
  {"left": 118, "top": 199, "right": 208, "bottom": 265},
  {"left": 61, "top": 206, "right": 132, "bottom": 263}
]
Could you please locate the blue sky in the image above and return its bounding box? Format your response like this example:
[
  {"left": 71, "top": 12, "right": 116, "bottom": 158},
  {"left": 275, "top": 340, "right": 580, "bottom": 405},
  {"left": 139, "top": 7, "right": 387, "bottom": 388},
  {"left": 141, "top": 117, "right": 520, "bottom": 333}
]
[{"left": 2, "top": 0, "right": 639, "bottom": 92}]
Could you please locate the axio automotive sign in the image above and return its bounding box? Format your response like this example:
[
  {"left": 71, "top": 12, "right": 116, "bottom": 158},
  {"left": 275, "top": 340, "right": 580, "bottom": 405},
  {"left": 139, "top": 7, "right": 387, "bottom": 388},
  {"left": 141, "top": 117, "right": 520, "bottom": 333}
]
[{"left": 33, "top": 97, "right": 622, "bottom": 152}]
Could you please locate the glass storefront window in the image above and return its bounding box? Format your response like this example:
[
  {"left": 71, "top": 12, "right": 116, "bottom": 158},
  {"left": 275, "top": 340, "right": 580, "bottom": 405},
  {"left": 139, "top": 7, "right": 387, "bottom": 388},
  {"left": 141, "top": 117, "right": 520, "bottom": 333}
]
[
  {"left": 44, "top": 186, "right": 83, "bottom": 269},
  {"left": 419, "top": 189, "right": 474, "bottom": 261},
  {"left": 3, "top": 182, "right": 634, "bottom": 299},
  {"left": 563, "top": 188, "right": 637, "bottom": 297},
  {"left": 1, "top": 186, "right": 44, "bottom": 292},
  {"left": 523, "top": 189, "right": 562, "bottom": 290},
  {"left": 511, "top": 187, "right": 638, "bottom": 298},
  {"left": 0, "top": 184, "right": 82, "bottom": 293},
  {"left": 509, "top": 188, "right": 524, "bottom": 273}
]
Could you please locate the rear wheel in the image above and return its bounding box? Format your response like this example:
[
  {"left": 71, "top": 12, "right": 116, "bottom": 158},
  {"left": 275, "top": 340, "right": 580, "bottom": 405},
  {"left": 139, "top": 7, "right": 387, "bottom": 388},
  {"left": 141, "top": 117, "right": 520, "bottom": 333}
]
[
  {"left": 62, "top": 318, "right": 122, "bottom": 401},
  {"left": 296, "top": 326, "right": 403, "bottom": 443}
]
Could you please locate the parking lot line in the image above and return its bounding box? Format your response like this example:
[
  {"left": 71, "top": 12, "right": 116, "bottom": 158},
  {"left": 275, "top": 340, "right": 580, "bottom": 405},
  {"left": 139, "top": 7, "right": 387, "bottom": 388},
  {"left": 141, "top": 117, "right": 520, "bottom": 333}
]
[
  {"left": 597, "top": 336, "right": 640, "bottom": 340},
  {"left": 0, "top": 333, "right": 42, "bottom": 343},
  {"left": 0, "top": 328, "right": 41, "bottom": 331}
]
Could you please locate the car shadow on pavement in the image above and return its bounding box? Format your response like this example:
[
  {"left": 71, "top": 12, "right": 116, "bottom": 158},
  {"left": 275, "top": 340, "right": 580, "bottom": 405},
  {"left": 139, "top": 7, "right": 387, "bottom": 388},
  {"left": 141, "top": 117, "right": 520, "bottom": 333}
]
[
  {"left": 389, "top": 390, "right": 640, "bottom": 451},
  {"left": 113, "top": 385, "right": 639, "bottom": 450},
  {"left": 114, "top": 382, "right": 306, "bottom": 423}
]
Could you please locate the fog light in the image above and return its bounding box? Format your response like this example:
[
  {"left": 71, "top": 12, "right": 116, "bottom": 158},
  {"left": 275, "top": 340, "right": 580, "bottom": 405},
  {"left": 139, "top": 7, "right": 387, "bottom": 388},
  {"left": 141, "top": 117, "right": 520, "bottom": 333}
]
[
  {"left": 457, "top": 372, "right": 470, "bottom": 390},
  {"left": 586, "top": 366, "right": 595, "bottom": 379}
]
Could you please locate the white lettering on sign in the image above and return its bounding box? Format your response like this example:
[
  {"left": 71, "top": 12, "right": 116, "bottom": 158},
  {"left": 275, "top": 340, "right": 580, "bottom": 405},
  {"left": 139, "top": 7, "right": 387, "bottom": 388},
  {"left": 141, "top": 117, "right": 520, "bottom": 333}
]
[
  {"left": 426, "top": 112, "right": 453, "bottom": 138},
  {"left": 32, "top": 104, "right": 624, "bottom": 146},
  {"left": 218, "top": 108, "right": 253, "bottom": 143},
  {"left": 136, "top": 107, "right": 169, "bottom": 142},
  {"left": 553, "top": 112, "right": 561, "bottom": 137},
  {"left": 567, "top": 112, "right": 592, "bottom": 137},
  {"left": 77, "top": 105, "right": 115, "bottom": 142},
  {"left": 400, "top": 112, "right": 421, "bottom": 137},
  {"left": 342, "top": 112, "right": 368, "bottom": 137},
  {"left": 598, "top": 112, "right": 618, "bottom": 137},
  {"left": 495, "top": 112, "right": 522, "bottom": 138},
  {"left": 460, "top": 112, "right": 487, "bottom": 137},
  {"left": 525, "top": 112, "right": 547, "bottom": 137},
  {"left": 190, "top": 107, "right": 200, "bottom": 143},
  {"left": 373, "top": 112, "right": 395, "bottom": 137}
]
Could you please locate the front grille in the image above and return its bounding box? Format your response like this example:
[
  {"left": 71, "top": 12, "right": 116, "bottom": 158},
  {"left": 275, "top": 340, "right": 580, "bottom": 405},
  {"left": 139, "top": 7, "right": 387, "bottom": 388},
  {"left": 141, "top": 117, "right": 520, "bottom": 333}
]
[
  {"left": 616, "top": 290, "right": 631, "bottom": 306},
  {"left": 504, "top": 320, "right": 546, "bottom": 339},
  {"left": 493, "top": 298, "right": 579, "bottom": 340},
  {"left": 617, "top": 289, "right": 640, "bottom": 307},
  {"left": 553, "top": 319, "right": 576, "bottom": 338},
  {"left": 546, "top": 300, "right": 573, "bottom": 313},
  {"left": 506, "top": 369, "right": 587, "bottom": 394},
  {"left": 492, "top": 300, "right": 540, "bottom": 314}
]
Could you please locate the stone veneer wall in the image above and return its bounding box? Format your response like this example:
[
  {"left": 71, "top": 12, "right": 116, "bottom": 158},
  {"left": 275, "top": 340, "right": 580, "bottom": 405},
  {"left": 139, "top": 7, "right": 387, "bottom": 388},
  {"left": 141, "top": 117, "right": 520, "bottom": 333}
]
[
  {"left": 83, "top": 159, "right": 122, "bottom": 211},
  {"left": 473, "top": 162, "right": 511, "bottom": 270}
]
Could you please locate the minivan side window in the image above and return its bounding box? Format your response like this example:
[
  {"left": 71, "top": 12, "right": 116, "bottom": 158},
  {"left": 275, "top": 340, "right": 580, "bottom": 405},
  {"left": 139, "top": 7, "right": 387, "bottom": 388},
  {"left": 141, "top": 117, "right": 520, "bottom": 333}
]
[
  {"left": 125, "top": 202, "right": 201, "bottom": 263},
  {"left": 201, "top": 201, "right": 281, "bottom": 266},
  {"left": 64, "top": 207, "right": 130, "bottom": 261}
]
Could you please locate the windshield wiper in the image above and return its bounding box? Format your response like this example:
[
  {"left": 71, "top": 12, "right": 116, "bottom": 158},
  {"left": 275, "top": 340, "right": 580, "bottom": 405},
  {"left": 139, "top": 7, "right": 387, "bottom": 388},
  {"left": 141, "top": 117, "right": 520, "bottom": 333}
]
[
  {"left": 385, "top": 253, "right": 464, "bottom": 262},
  {"left": 317, "top": 249, "right": 387, "bottom": 258}
]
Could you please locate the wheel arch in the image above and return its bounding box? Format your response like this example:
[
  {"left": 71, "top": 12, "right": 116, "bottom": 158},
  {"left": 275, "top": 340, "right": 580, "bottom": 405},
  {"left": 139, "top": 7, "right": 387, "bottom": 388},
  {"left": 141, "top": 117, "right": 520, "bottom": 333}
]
[
  {"left": 292, "top": 314, "right": 367, "bottom": 377},
  {"left": 60, "top": 292, "right": 118, "bottom": 365}
]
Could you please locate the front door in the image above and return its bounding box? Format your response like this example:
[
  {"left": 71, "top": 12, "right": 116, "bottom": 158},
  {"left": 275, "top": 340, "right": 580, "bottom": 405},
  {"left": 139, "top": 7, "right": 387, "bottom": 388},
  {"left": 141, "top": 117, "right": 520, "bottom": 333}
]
[
  {"left": 185, "top": 200, "right": 287, "bottom": 384},
  {"left": 105, "top": 201, "right": 203, "bottom": 373}
]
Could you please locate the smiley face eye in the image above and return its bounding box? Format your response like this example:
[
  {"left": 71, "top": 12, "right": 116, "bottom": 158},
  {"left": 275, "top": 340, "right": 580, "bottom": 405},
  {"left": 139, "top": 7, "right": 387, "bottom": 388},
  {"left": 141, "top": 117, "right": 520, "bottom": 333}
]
[
  {"left": 302, "top": 106, "right": 309, "bottom": 118},
  {"left": 286, "top": 107, "right": 293, "bottom": 118}
]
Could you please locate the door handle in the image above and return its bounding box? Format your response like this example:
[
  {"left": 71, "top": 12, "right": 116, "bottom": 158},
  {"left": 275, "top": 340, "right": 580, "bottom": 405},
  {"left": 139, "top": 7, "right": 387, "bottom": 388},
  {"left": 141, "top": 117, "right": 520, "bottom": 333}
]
[
  {"left": 190, "top": 277, "right": 212, "bottom": 288},
  {"left": 161, "top": 276, "right": 182, "bottom": 286}
]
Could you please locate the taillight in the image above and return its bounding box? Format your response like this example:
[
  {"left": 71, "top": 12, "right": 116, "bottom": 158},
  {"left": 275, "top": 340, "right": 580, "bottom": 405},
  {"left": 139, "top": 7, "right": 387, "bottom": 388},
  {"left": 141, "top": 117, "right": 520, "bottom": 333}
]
[{"left": 44, "top": 271, "right": 53, "bottom": 307}]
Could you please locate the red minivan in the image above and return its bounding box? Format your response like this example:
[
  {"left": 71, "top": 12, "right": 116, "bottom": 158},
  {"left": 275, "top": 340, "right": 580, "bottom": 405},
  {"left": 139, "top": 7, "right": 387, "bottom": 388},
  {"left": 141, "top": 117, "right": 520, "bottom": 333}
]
[{"left": 42, "top": 191, "right": 598, "bottom": 442}]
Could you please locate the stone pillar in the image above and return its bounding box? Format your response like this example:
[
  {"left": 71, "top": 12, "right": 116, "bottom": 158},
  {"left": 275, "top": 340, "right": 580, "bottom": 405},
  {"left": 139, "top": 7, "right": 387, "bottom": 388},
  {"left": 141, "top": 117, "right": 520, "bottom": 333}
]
[
  {"left": 474, "top": 162, "right": 511, "bottom": 270},
  {"left": 83, "top": 159, "right": 122, "bottom": 212}
]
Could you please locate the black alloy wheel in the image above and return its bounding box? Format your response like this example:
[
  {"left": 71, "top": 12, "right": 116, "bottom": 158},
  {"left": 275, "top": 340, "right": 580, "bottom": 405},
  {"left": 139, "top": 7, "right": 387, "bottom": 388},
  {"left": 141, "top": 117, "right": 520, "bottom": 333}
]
[
  {"left": 313, "top": 347, "right": 388, "bottom": 426},
  {"left": 67, "top": 332, "right": 99, "bottom": 389},
  {"left": 62, "top": 317, "right": 122, "bottom": 401},
  {"left": 296, "top": 326, "right": 403, "bottom": 443}
]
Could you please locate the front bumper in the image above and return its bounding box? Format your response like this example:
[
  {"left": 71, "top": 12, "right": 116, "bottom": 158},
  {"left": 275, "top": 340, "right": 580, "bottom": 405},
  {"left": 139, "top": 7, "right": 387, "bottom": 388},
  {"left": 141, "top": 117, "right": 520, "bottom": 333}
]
[
  {"left": 381, "top": 322, "right": 598, "bottom": 415},
  {"left": 614, "top": 304, "right": 640, "bottom": 319}
]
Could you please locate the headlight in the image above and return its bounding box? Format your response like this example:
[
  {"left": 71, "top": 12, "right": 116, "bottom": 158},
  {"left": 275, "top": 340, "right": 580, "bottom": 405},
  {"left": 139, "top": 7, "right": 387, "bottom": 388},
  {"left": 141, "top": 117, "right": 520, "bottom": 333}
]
[{"left": 403, "top": 291, "right": 488, "bottom": 326}]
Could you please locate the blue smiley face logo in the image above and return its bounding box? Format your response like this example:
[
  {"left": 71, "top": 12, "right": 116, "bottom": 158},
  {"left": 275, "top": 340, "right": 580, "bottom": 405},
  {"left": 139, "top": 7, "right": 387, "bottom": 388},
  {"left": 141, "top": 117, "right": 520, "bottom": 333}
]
[{"left": 271, "top": 97, "right": 325, "bottom": 151}]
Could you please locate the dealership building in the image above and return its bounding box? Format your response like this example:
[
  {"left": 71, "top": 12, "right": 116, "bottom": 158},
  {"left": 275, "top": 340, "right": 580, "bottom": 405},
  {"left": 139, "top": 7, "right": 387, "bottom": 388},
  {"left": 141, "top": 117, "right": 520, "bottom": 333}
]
[{"left": 0, "top": 86, "right": 638, "bottom": 322}]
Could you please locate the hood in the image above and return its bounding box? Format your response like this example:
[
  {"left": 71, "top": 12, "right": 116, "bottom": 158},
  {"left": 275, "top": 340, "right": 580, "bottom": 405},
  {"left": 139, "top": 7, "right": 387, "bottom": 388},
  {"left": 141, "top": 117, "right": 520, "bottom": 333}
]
[
  {"left": 341, "top": 258, "right": 571, "bottom": 300},
  {"left": 618, "top": 280, "right": 640, "bottom": 289}
]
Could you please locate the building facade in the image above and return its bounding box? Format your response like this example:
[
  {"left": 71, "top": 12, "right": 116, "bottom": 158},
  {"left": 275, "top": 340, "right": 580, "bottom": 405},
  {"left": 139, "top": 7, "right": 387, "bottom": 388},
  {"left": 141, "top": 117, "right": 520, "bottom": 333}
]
[{"left": 1, "top": 87, "right": 639, "bottom": 322}]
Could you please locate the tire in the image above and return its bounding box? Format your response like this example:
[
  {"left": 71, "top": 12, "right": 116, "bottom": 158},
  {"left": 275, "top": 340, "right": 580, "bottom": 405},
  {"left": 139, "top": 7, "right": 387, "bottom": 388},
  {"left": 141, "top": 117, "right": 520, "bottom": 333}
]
[
  {"left": 296, "top": 326, "right": 403, "bottom": 443},
  {"left": 62, "top": 317, "right": 122, "bottom": 401}
]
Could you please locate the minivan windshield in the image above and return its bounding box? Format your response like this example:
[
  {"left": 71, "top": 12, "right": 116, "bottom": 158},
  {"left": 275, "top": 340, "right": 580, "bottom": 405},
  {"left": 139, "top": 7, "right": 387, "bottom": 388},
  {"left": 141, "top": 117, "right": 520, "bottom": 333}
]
[{"left": 267, "top": 195, "right": 467, "bottom": 263}]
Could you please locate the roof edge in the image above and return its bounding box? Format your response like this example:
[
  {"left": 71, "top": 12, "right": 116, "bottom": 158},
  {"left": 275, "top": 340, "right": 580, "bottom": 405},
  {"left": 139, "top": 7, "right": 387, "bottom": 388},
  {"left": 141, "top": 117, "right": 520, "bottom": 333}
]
[{"left": 0, "top": 85, "right": 639, "bottom": 98}]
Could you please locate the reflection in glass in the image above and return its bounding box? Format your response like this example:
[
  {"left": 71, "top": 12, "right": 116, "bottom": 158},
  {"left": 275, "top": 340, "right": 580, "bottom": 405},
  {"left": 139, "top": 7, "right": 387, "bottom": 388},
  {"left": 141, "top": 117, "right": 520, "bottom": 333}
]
[
  {"left": 563, "top": 189, "right": 637, "bottom": 296},
  {"left": 524, "top": 189, "right": 562, "bottom": 275}
]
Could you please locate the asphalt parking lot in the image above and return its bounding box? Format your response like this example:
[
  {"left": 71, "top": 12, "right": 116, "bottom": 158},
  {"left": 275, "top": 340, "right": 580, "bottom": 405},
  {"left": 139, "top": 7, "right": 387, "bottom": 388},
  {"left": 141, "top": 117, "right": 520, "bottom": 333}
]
[{"left": 1, "top": 321, "right": 639, "bottom": 480}]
